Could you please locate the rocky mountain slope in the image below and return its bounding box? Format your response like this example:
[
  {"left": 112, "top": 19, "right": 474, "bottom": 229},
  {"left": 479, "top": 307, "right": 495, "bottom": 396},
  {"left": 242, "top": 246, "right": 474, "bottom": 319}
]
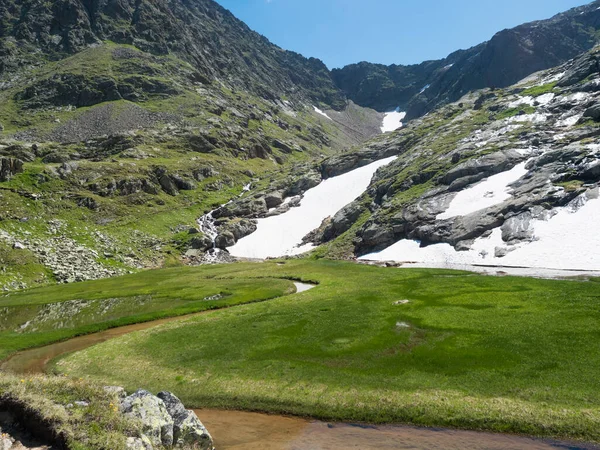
[
  {"left": 0, "top": 0, "right": 387, "bottom": 291},
  {"left": 304, "top": 47, "right": 600, "bottom": 264},
  {"left": 0, "top": 0, "right": 345, "bottom": 109},
  {"left": 1, "top": 0, "right": 600, "bottom": 290},
  {"left": 332, "top": 0, "right": 600, "bottom": 118}
]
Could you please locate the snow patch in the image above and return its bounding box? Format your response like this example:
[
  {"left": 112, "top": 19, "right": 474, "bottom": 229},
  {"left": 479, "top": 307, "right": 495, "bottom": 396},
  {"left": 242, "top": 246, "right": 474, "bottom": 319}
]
[
  {"left": 313, "top": 106, "right": 332, "bottom": 121},
  {"left": 506, "top": 113, "right": 548, "bottom": 124},
  {"left": 419, "top": 84, "right": 431, "bottom": 94},
  {"left": 362, "top": 191, "right": 600, "bottom": 272},
  {"left": 437, "top": 162, "right": 529, "bottom": 220},
  {"left": 229, "top": 157, "right": 397, "bottom": 259},
  {"left": 381, "top": 108, "right": 407, "bottom": 133}
]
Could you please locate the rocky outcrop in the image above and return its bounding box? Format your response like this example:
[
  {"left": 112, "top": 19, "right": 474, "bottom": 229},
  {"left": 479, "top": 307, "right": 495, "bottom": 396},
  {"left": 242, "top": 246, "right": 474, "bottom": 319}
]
[
  {"left": 157, "top": 392, "right": 213, "bottom": 449},
  {"left": 0, "top": 158, "right": 23, "bottom": 182},
  {"left": 121, "top": 389, "right": 213, "bottom": 450},
  {"left": 1, "top": 0, "right": 345, "bottom": 109}
]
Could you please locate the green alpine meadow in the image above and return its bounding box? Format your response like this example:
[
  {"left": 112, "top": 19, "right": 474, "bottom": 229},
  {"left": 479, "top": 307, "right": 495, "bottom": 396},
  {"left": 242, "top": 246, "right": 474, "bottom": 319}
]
[{"left": 1, "top": 0, "right": 600, "bottom": 448}]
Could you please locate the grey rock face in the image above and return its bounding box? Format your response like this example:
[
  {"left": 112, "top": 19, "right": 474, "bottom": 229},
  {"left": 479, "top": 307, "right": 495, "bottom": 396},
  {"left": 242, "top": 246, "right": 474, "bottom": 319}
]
[
  {"left": 157, "top": 391, "right": 213, "bottom": 449},
  {"left": 215, "top": 231, "right": 236, "bottom": 249},
  {"left": 121, "top": 390, "right": 174, "bottom": 447},
  {"left": 501, "top": 212, "right": 534, "bottom": 244},
  {"left": 265, "top": 192, "right": 283, "bottom": 209},
  {"left": 0, "top": 157, "right": 23, "bottom": 182}
]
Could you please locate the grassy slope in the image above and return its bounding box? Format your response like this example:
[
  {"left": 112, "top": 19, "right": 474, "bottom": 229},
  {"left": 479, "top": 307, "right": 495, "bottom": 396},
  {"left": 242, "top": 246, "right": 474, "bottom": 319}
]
[
  {"left": 0, "top": 42, "right": 356, "bottom": 290},
  {"left": 0, "top": 267, "right": 295, "bottom": 360},
  {"left": 49, "top": 260, "right": 600, "bottom": 443},
  {"left": 0, "top": 372, "right": 136, "bottom": 449}
]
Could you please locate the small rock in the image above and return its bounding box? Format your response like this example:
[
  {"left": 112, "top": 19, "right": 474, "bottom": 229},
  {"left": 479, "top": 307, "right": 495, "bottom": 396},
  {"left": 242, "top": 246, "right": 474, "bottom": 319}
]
[{"left": 104, "top": 386, "right": 127, "bottom": 399}]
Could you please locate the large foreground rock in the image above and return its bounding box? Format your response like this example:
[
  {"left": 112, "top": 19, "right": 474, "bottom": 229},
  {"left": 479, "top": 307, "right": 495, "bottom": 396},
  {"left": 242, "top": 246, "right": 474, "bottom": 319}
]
[
  {"left": 157, "top": 391, "right": 213, "bottom": 449},
  {"left": 121, "top": 390, "right": 174, "bottom": 447},
  {"left": 120, "top": 389, "right": 214, "bottom": 449}
]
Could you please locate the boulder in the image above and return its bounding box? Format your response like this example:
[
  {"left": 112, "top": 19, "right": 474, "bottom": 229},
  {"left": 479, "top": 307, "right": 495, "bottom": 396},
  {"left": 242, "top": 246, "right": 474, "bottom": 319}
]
[
  {"left": 224, "top": 219, "right": 257, "bottom": 241},
  {"left": 157, "top": 392, "right": 213, "bottom": 449},
  {"left": 583, "top": 104, "right": 600, "bottom": 122},
  {"left": 501, "top": 212, "right": 534, "bottom": 243},
  {"left": 171, "top": 174, "right": 197, "bottom": 191},
  {"left": 265, "top": 192, "right": 283, "bottom": 209},
  {"left": 215, "top": 231, "right": 236, "bottom": 249},
  {"left": 125, "top": 436, "right": 153, "bottom": 450},
  {"left": 41, "top": 152, "right": 70, "bottom": 164},
  {"left": 285, "top": 172, "right": 321, "bottom": 196},
  {"left": 121, "top": 390, "right": 174, "bottom": 447},
  {"left": 155, "top": 168, "right": 179, "bottom": 196},
  {"left": 0, "top": 157, "right": 23, "bottom": 182},
  {"left": 190, "top": 235, "right": 214, "bottom": 251}
]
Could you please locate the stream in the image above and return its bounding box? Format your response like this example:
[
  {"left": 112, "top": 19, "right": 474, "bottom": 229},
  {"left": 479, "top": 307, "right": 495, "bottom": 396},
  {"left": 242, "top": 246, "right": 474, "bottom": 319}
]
[{"left": 2, "top": 281, "right": 597, "bottom": 450}]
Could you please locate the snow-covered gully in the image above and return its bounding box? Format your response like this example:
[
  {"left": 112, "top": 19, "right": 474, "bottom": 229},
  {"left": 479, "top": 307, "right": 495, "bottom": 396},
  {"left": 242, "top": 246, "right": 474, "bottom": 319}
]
[{"left": 228, "top": 156, "right": 397, "bottom": 259}]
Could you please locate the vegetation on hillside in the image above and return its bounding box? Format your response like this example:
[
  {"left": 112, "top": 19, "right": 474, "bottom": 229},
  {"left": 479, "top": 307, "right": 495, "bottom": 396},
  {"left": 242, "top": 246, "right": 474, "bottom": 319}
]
[{"left": 31, "top": 260, "right": 600, "bottom": 444}]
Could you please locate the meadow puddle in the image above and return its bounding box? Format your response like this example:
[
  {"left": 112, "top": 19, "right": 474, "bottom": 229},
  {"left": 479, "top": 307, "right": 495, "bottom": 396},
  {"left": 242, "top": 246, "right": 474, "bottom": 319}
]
[{"left": 2, "top": 280, "right": 597, "bottom": 450}]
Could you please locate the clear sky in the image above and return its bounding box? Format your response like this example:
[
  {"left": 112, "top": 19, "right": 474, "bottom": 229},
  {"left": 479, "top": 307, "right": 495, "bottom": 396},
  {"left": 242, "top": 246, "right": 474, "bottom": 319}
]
[{"left": 213, "top": 0, "right": 591, "bottom": 69}]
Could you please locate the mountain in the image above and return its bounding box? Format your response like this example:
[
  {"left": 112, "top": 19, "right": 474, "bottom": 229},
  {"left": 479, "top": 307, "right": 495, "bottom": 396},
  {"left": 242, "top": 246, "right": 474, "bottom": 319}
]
[
  {"left": 332, "top": 1, "right": 600, "bottom": 118},
  {"left": 0, "top": 0, "right": 345, "bottom": 108},
  {"left": 305, "top": 47, "right": 600, "bottom": 263},
  {"left": 1, "top": 0, "right": 600, "bottom": 291}
]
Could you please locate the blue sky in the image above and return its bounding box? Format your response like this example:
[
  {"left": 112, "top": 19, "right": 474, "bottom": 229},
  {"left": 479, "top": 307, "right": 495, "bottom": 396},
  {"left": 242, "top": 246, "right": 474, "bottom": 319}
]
[{"left": 214, "top": 0, "right": 591, "bottom": 69}]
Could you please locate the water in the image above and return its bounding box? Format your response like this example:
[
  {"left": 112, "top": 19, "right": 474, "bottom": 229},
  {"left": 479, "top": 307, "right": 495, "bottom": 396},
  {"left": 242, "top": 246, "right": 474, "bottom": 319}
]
[
  {"left": 197, "top": 409, "right": 598, "bottom": 450},
  {"left": 197, "top": 183, "right": 253, "bottom": 263}
]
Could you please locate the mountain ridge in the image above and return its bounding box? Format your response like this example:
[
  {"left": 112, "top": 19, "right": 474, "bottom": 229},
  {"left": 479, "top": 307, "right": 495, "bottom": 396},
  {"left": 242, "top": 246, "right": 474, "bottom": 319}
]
[{"left": 332, "top": 0, "right": 600, "bottom": 117}]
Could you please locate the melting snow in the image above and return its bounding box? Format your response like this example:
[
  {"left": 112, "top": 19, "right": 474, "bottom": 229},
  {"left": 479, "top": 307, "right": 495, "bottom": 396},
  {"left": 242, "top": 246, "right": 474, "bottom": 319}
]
[
  {"left": 506, "top": 113, "right": 548, "bottom": 124},
  {"left": 437, "top": 162, "right": 529, "bottom": 220},
  {"left": 313, "top": 106, "right": 332, "bottom": 121},
  {"left": 536, "top": 93, "right": 555, "bottom": 105},
  {"left": 229, "top": 156, "right": 397, "bottom": 259},
  {"left": 509, "top": 96, "right": 535, "bottom": 108},
  {"left": 361, "top": 191, "right": 600, "bottom": 272},
  {"left": 381, "top": 108, "right": 407, "bottom": 133},
  {"left": 419, "top": 84, "right": 431, "bottom": 94}
]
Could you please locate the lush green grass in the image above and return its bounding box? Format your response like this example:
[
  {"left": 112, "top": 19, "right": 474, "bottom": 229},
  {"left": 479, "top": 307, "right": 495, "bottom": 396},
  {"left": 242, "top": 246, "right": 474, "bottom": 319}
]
[
  {"left": 0, "top": 372, "right": 138, "bottom": 449},
  {"left": 496, "top": 105, "right": 537, "bottom": 119},
  {"left": 0, "top": 267, "right": 295, "bottom": 359},
  {"left": 520, "top": 82, "right": 557, "bottom": 97},
  {"left": 52, "top": 260, "right": 600, "bottom": 442}
]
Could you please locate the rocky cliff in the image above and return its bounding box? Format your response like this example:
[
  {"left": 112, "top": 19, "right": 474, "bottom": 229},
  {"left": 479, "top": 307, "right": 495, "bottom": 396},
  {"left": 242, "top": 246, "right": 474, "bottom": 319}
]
[
  {"left": 0, "top": 0, "right": 345, "bottom": 109},
  {"left": 306, "top": 47, "right": 600, "bottom": 261},
  {"left": 332, "top": 1, "right": 600, "bottom": 118}
]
